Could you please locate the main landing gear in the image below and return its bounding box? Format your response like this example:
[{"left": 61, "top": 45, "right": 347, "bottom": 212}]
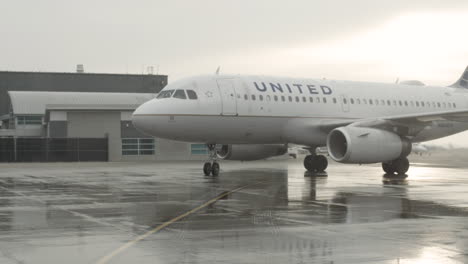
[
  {"left": 304, "top": 151, "right": 328, "bottom": 173},
  {"left": 382, "top": 157, "right": 410, "bottom": 175},
  {"left": 203, "top": 144, "right": 220, "bottom": 176}
]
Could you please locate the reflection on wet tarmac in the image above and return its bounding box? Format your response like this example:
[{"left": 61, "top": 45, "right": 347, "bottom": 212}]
[{"left": 0, "top": 161, "right": 467, "bottom": 263}]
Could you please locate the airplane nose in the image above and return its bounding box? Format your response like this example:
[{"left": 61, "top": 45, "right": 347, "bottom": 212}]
[{"left": 132, "top": 101, "right": 154, "bottom": 135}]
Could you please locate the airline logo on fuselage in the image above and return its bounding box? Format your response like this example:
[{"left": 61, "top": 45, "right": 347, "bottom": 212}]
[{"left": 253, "top": 82, "right": 333, "bottom": 95}]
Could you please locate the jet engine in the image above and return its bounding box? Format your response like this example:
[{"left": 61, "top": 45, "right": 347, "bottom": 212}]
[
  {"left": 327, "top": 127, "right": 411, "bottom": 164},
  {"left": 216, "top": 144, "right": 288, "bottom": 161}
]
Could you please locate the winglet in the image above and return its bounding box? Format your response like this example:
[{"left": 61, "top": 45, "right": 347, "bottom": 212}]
[
  {"left": 450, "top": 65, "right": 468, "bottom": 88},
  {"left": 215, "top": 66, "right": 221, "bottom": 75}
]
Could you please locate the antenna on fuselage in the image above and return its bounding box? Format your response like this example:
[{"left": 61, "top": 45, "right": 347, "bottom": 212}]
[{"left": 215, "top": 66, "right": 221, "bottom": 75}]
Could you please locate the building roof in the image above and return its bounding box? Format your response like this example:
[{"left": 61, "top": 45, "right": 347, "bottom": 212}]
[
  {"left": 0, "top": 71, "right": 167, "bottom": 116},
  {"left": 0, "top": 70, "right": 168, "bottom": 78},
  {"left": 8, "top": 91, "right": 156, "bottom": 115}
]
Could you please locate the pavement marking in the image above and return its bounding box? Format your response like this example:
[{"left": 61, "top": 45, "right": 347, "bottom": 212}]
[
  {"left": 0, "top": 186, "right": 130, "bottom": 232},
  {"left": 96, "top": 184, "right": 251, "bottom": 264}
]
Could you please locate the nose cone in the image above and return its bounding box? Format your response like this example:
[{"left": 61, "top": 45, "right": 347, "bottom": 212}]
[{"left": 132, "top": 101, "right": 154, "bottom": 135}]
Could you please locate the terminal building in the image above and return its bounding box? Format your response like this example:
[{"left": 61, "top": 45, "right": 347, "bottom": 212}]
[{"left": 0, "top": 70, "right": 209, "bottom": 162}]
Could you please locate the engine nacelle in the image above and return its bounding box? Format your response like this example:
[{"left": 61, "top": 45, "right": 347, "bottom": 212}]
[
  {"left": 216, "top": 144, "right": 288, "bottom": 161},
  {"left": 327, "top": 127, "right": 411, "bottom": 164}
]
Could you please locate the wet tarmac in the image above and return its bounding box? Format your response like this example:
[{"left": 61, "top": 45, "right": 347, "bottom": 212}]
[{"left": 0, "top": 159, "right": 467, "bottom": 263}]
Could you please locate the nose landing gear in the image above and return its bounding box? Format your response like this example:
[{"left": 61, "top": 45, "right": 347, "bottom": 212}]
[{"left": 203, "top": 144, "right": 220, "bottom": 176}]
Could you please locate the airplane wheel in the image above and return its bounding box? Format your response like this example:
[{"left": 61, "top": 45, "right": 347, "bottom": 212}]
[
  {"left": 315, "top": 155, "right": 328, "bottom": 172},
  {"left": 304, "top": 155, "right": 328, "bottom": 172},
  {"left": 304, "top": 155, "right": 315, "bottom": 171},
  {"left": 211, "top": 162, "right": 220, "bottom": 176},
  {"left": 203, "top": 162, "right": 212, "bottom": 176},
  {"left": 382, "top": 162, "right": 395, "bottom": 174},
  {"left": 393, "top": 157, "right": 409, "bottom": 175}
]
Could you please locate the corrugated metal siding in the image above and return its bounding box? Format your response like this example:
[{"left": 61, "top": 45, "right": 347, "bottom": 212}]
[
  {"left": 0, "top": 71, "right": 167, "bottom": 115},
  {"left": 8, "top": 91, "right": 156, "bottom": 114}
]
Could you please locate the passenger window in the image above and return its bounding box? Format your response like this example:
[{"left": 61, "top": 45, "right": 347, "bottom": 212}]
[
  {"left": 310, "top": 97, "right": 314, "bottom": 103},
  {"left": 323, "top": 97, "right": 327, "bottom": 103},
  {"left": 369, "top": 99, "right": 373, "bottom": 105},
  {"left": 357, "top": 99, "right": 361, "bottom": 104},
  {"left": 443, "top": 102, "right": 446, "bottom": 108},
  {"left": 404, "top": 101, "right": 408, "bottom": 106},
  {"left": 186, "top": 90, "right": 198, "bottom": 100},
  {"left": 259, "top": 95, "right": 263, "bottom": 101},
  {"left": 157, "top": 90, "right": 174, "bottom": 99},
  {"left": 416, "top": 102, "right": 419, "bottom": 107},
  {"left": 454, "top": 103, "right": 457, "bottom": 108},
  {"left": 281, "top": 96, "right": 285, "bottom": 102},
  {"left": 381, "top": 100, "right": 385, "bottom": 105},
  {"left": 274, "top": 95, "right": 278, "bottom": 101},
  {"left": 375, "top": 99, "right": 379, "bottom": 105},
  {"left": 332, "top": 98, "right": 337, "bottom": 104},
  {"left": 266, "top": 95, "right": 271, "bottom": 101},
  {"left": 302, "top": 97, "right": 307, "bottom": 103},
  {"left": 317, "top": 97, "right": 321, "bottom": 103},
  {"left": 437, "top": 102, "right": 441, "bottom": 108},
  {"left": 244, "top": 94, "right": 248, "bottom": 100},
  {"left": 421, "top": 101, "right": 425, "bottom": 107},
  {"left": 252, "top": 95, "right": 256, "bottom": 101},
  {"left": 350, "top": 98, "right": 354, "bottom": 104},
  {"left": 343, "top": 98, "right": 347, "bottom": 104},
  {"left": 173, "top": 89, "right": 187, "bottom": 99},
  {"left": 393, "top": 100, "right": 397, "bottom": 106},
  {"left": 288, "top": 96, "right": 292, "bottom": 102},
  {"left": 295, "top": 96, "right": 299, "bottom": 102},
  {"left": 387, "top": 100, "right": 391, "bottom": 106}
]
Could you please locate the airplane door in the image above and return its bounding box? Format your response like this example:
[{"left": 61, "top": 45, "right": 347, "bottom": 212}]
[
  {"left": 216, "top": 79, "right": 238, "bottom": 116},
  {"left": 340, "top": 95, "right": 350, "bottom": 112}
]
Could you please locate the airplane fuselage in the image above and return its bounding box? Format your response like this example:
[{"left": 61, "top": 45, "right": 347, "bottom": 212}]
[{"left": 132, "top": 75, "right": 468, "bottom": 146}]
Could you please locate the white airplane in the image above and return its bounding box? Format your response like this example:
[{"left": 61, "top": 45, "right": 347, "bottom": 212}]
[{"left": 132, "top": 66, "right": 468, "bottom": 176}]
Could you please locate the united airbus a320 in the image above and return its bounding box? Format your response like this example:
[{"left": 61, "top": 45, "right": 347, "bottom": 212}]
[{"left": 132, "top": 66, "right": 468, "bottom": 176}]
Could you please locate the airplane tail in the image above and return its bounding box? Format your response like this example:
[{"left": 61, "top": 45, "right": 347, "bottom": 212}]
[{"left": 450, "top": 66, "right": 468, "bottom": 88}]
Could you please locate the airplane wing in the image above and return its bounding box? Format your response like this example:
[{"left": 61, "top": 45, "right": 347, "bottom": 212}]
[{"left": 318, "top": 109, "right": 468, "bottom": 137}]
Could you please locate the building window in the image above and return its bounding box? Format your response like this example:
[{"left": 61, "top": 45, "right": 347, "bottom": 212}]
[
  {"left": 17, "top": 115, "right": 42, "bottom": 125},
  {"left": 122, "top": 138, "right": 155, "bottom": 155},
  {"left": 191, "top": 144, "right": 208, "bottom": 155}
]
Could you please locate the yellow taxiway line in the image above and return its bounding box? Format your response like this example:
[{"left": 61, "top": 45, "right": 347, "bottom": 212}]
[{"left": 96, "top": 184, "right": 250, "bottom": 264}]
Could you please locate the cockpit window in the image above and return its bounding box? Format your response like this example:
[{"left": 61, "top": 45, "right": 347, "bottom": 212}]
[
  {"left": 173, "top": 89, "right": 187, "bottom": 99},
  {"left": 157, "top": 90, "right": 174, "bottom": 99},
  {"left": 186, "top": 90, "right": 198, "bottom": 100}
]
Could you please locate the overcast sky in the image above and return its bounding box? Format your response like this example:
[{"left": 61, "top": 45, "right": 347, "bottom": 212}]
[{"left": 2, "top": 0, "right": 468, "bottom": 146}]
